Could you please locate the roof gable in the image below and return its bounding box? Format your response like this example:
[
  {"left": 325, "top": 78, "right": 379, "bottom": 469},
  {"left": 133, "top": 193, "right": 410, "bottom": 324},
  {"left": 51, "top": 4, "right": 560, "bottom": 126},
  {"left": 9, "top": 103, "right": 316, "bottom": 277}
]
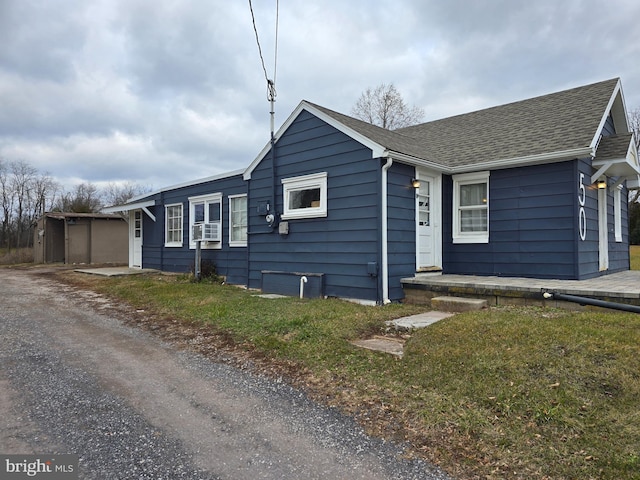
[{"left": 243, "top": 101, "right": 392, "bottom": 180}]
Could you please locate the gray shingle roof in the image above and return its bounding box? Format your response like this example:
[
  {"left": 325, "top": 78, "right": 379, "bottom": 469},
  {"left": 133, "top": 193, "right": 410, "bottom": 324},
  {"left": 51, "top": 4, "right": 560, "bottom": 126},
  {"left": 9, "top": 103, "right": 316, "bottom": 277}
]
[
  {"left": 308, "top": 78, "right": 619, "bottom": 169},
  {"left": 595, "top": 133, "right": 633, "bottom": 161}
]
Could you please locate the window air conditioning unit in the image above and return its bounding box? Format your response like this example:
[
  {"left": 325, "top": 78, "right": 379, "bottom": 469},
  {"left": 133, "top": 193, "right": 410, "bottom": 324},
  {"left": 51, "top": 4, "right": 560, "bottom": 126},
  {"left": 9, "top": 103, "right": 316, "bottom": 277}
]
[{"left": 192, "top": 222, "right": 221, "bottom": 242}]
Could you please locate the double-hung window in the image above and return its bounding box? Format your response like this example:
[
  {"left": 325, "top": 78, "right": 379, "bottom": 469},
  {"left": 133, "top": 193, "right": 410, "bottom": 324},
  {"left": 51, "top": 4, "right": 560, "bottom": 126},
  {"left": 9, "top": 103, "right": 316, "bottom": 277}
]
[
  {"left": 229, "top": 194, "right": 247, "bottom": 247},
  {"left": 281, "top": 172, "right": 328, "bottom": 219},
  {"left": 165, "top": 203, "right": 183, "bottom": 247},
  {"left": 189, "top": 193, "right": 222, "bottom": 249},
  {"left": 453, "top": 171, "right": 489, "bottom": 243}
]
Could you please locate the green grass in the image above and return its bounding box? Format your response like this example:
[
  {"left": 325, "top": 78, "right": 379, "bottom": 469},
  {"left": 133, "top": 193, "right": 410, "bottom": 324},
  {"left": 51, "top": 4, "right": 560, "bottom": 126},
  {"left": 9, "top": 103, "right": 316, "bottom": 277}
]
[
  {"left": 61, "top": 272, "right": 640, "bottom": 480},
  {"left": 631, "top": 245, "right": 640, "bottom": 270}
]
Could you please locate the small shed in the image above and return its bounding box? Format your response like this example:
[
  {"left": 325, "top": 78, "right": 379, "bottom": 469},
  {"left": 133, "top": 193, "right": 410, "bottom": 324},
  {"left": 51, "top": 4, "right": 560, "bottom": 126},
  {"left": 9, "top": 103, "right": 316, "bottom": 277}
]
[{"left": 33, "top": 212, "right": 128, "bottom": 265}]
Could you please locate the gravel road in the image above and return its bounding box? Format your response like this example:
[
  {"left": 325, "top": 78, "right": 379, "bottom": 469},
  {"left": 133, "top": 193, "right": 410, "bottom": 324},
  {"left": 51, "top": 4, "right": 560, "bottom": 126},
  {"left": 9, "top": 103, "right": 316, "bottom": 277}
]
[{"left": 0, "top": 268, "right": 450, "bottom": 480}]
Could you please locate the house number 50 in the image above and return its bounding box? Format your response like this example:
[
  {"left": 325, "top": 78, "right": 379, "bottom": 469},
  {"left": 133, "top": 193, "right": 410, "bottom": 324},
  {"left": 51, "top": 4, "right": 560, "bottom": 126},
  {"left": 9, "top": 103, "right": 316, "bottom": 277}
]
[{"left": 578, "top": 173, "right": 587, "bottom": 241}]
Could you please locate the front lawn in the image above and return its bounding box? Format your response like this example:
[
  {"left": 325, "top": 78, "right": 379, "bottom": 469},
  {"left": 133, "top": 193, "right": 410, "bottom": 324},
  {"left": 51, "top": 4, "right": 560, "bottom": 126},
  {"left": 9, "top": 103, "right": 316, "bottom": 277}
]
[{"left": 59, "top": 272, "right": 640, "bottom": 480}]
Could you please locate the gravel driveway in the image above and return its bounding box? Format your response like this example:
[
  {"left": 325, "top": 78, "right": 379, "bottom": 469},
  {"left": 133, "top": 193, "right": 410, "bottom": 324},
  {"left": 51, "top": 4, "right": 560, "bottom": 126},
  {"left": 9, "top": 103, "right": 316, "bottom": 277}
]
[{"left": 0, "top": 269, "right": 450, "bottom": 480}]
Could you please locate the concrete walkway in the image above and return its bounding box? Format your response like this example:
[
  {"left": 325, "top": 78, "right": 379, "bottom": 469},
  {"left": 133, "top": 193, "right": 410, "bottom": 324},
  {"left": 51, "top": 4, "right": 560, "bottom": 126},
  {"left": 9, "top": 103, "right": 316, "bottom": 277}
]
[{"left": 74, "top": 266, "right": 158, "bottom": 277}]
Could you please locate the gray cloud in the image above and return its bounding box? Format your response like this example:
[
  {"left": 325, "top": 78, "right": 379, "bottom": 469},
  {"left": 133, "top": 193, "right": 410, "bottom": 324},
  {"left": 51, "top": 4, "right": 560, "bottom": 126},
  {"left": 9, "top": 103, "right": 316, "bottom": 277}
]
[{"left": 1, "top": 0, "right": 638, "bottom": 192}]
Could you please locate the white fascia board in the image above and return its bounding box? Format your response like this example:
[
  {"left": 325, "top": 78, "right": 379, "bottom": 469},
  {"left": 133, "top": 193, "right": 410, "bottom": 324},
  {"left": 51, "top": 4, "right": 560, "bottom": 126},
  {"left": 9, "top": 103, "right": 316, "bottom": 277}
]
[
  {"left": 124, "top": 169, "right": 246, "bottom": 204},
  {"left": 304, "top": 102, "right": 387, "bottom": 156},
  {"left": 448, "top": 147, "right": 594, "bottom": 174},
  {"left": 589, "top": 79, "right": 629, "bottom": 152},
  {"left": 102, "top": 199, "right": 155, "bottom": 213},
  {"left": 590, "top": 159, "right": 640, "bottom": 183},
  {"left": 243, "top": 101, "right": 386, "bottom": 180},
  {"left": 384, "top": 151, "right": 450, "bottom": 173},
  {"left": 591, "top": 139, "right": 640, "bottom": 182}
]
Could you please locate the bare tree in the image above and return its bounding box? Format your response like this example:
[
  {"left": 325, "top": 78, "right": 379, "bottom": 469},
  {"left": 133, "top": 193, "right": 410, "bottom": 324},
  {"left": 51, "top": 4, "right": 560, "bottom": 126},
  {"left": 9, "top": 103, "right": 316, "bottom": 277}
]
[
  {"left": 10, "top": 160, "right": 39, "bottom": 249},
  {"left": 0, "top": 158, "right": 11, "bottom": 248},
  {"left": 351, "top": 83, "right": 424, "bottom": 130},
  {"left": 102, "top": 181, "right": 151, "bottom": 208},
  {"left": 55, "top": 182, "right": 103, "bottom": 213},
  {"left": 629, "top": 106, "right": 640, "bottom": 150}
]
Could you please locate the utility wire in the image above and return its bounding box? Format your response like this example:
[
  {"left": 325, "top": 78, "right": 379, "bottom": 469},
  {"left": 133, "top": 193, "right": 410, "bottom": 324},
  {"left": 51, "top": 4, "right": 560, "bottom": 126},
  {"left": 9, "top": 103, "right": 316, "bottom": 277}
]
[
  {"left": 248, "top": 0, "right": 278, "bottom": 101},
  {"left": 273, "top": 0, "right": 279, "bottom": 85}
]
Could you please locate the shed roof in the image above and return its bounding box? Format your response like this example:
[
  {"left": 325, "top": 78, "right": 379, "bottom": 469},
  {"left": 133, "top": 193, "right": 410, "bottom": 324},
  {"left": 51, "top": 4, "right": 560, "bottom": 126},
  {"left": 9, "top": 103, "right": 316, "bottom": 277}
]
[{"left": 43, "top": 212, "right": 125, "bottom": 220}]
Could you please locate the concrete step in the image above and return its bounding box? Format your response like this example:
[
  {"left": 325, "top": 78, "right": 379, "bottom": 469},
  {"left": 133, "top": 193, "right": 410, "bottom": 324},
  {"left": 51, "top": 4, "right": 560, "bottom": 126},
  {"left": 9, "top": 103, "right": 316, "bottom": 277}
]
[{"left": 431, "top": 296, "right": 487, "bottom": 312}]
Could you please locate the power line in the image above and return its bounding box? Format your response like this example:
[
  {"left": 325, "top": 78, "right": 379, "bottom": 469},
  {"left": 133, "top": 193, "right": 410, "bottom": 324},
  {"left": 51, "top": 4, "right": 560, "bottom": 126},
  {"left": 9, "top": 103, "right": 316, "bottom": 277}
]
[
  {"left": 273, "top": 0, "right": 279, "bottom": 85},
  {"left": 248, "top": 0, "right": 278, "bottom": 102}
]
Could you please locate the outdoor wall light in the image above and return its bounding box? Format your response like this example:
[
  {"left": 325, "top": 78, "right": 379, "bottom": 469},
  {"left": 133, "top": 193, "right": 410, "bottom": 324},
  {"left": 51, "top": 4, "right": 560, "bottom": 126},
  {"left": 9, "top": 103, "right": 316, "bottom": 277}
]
[
  {"left": 597, "top": 179, "right": 607, "bottom": 189},
  {"left": 411, "top": 178, "right": 421, "bottom": 189}
]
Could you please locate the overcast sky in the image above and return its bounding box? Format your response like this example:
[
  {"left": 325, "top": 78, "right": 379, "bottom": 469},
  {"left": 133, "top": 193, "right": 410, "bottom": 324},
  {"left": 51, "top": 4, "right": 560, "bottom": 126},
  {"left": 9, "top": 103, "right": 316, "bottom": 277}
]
[{"left": 1, "top": 0, "right": 639, "bottom": 192}]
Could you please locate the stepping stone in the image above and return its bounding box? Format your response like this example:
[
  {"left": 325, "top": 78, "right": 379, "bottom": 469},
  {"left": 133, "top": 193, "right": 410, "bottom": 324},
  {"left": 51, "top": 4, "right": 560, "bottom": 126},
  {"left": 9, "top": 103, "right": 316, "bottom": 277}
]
[
  {"left": 351, "top": 336, "right": 405, "bottom": 357},
  {"left": 385, "top": 311, "right": 454, "bottom": 331}
]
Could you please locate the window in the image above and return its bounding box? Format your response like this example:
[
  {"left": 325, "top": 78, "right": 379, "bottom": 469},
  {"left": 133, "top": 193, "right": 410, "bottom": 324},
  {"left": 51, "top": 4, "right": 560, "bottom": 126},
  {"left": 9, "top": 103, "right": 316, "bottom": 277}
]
[
  {"left": 281, "top": 172, "right": 328, "bottom": 219},
  {"left": 165, "top": 203, "right": 183, "bottom": 247},
  {"left": 189, "top": 193, "right": 222, "bottom": 248},
  {"left": 229, "top": 195, "right": 248, "bottom": 246},
  {"left": 453, "top": 172, "right": 489, "bottom": 243}
]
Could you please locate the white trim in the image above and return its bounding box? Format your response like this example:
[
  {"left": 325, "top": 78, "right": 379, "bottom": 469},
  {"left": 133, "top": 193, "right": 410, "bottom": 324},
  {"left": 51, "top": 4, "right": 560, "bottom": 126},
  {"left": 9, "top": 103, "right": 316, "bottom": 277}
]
[
  {"left": 381, "top": 158, "right": 393, "bottom": 304},
  {"left": 614, "top": 186, "right": 622, "bottom": 243},
  {"left": 102, "top": 199, "right": 154, "bottom": 214},
  {"left": 452, "top": 171, "right": 490, "bottom": 244},
  {"left": 447, "top": 147, "right": 594, "bottom": 174},
  {"left": 598, "top": 186, "right": 609, "bottom": 270},
  {"left": 281, "top": 172, "right": 328, "bottom": 220},
  {"left": 164, "top": 203, "right": 183, "bottom": 247},
  {"left": 244, "top": 102, "right": 386, "bottom": 180},
  {"left": 141, "top": 206, "right": 156, "bottom": 222},
  {"left": 228, "top": 194, "right": 248, "bottom": 247},
  {"left": 590, "top": 79, "right": 623, "bottom": 151}
]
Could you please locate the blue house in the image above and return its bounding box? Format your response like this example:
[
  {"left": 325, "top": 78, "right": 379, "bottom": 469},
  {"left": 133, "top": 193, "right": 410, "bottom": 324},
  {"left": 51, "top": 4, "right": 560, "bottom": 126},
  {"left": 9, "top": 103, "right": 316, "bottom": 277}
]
[{"left": 105, "top": 78, "right": 639, "bottom": 305}]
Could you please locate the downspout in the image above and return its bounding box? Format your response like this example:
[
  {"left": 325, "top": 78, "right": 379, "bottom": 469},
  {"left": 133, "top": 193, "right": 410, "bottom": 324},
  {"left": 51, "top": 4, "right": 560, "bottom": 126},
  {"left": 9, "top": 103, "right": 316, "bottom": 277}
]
[{"left": 381, "top": 157, "right": 393, "bottom": 304}]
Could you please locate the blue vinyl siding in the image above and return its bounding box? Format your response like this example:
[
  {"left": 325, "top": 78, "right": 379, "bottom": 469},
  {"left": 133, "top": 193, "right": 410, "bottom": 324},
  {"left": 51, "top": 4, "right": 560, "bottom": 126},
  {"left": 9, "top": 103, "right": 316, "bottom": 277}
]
[
  {"left": 247, "top": 111, "right": 382, "bottom": 302},
  {"left": 444, "top": 159, "right": 629, "bottom": 280},
  {"left": 140, "top": 174, "right": 248, "bottom": 284},
  {"left": 386, "top": 163, "right": 417, "bottom": 301},
  {"left": 576, "top": 159, "right": 600, "bottom": 278},
  {"left": 444, "top": 161, "right": 582, "bottom": 279},
  {"left": 602, "top": 114, "right": 616, "bottom": 137}
]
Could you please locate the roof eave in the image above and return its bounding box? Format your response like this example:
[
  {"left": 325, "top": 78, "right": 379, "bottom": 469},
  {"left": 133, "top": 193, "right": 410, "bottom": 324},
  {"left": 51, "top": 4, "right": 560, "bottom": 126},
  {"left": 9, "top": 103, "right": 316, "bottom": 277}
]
[
  {"left": 448, "top": 147, "right": 595, "bottom": 174},
  {"left": 102, "top": 199, "right": 155, "bottom": 214}
]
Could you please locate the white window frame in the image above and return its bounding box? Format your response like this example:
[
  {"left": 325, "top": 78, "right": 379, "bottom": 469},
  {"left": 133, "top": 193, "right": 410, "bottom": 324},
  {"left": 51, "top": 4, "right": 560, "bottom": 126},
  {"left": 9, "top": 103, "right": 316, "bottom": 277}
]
[
  {"left": 281, "top": 172, "right": 328, "bottom": 220},
  {"left": 452, "top": 171, "right": 489, "bottom": 244},
  {"left": 229, "top": 194, "right": 248, "bottom": 247},
  {"left": 188, "top": 193, "right": 222, "bottom": 249},
  {"left": 164, "top": 203, "right": 183, "bottom": 247},
  {"left": 614, "top": 185, "right": 622, "bottom": 242}
]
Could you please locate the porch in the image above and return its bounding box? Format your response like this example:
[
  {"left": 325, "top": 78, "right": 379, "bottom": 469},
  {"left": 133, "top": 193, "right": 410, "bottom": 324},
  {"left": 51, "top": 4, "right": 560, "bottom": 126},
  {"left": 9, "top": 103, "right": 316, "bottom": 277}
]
[{"left": 401, "top": 270, "right": 640, "bottom": 310}]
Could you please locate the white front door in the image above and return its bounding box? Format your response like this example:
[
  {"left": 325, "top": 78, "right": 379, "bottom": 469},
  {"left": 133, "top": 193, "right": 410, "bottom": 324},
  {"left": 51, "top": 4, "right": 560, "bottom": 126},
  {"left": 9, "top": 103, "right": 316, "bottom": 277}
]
[
  {"left": 131, "top": 210, "right": 143, "bottom": 268},
  {"left": 416, "top": 169, "right": 442, "bottom": 271}
]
